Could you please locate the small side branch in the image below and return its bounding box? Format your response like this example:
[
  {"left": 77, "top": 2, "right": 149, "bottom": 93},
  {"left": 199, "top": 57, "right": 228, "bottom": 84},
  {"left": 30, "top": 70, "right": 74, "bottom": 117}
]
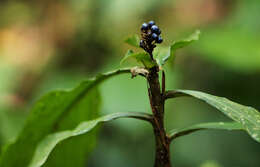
[
  {"left": 169, "top": 129, "right": 202, "bottom": 141},
  {"left": 162, "top": 71, "right": 165, "bottom": 95},
  {"left": 164, "top": 90, "right": 189, "bottom": 100}
]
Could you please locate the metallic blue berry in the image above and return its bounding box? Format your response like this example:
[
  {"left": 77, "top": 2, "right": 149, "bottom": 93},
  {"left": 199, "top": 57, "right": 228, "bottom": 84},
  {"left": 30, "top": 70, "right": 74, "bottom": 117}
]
[
  {"left": 139, "top": 40, "right": 144, "bottom": 48},
  {"left": 148, "top": 21, "right": 155, "bottom": 28},
  {"left": 157, "top": 29, "right": 161, "bottom": 35},
  {"left": 156, "top": 36, "right": 163, "bottom": 44},
  {"left": 151, "top": 25, "right": 159, "bottom": 34},
  {"left": 141, "top": 23, "right": 149, "bottom": 31},
  {"left": 151, "top": 33, "right": 158, "bottom": 40}
]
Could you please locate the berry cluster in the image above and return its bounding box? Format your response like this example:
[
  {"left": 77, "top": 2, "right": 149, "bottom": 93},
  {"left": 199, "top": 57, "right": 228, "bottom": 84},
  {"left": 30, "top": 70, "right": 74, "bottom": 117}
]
[{"left": 139, "top": 21, "right": 163, "bottom": 56}]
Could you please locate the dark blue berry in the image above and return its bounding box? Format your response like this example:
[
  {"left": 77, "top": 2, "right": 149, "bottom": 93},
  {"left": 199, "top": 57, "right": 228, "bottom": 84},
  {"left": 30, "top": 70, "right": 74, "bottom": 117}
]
[
  {"left": 139, "top": 40, "right": 144, "bottom": 48},
  {"left": 151, "top": 33, "right": 158, "bottom": 40},
  {"left": 148, "top": 21, "right": 155, "bottom": 27},
  {"left": 141, "top": 23, "right": 149, "bottom": 31},
  {"left": 157, "top": 29, "right": 161, "bottom": 35},
  {"left": 156, "top": 36, "right": 163, "bottom": 44},
  {"left": 151, "top": 25, "right": 159, "bottom": 34}
]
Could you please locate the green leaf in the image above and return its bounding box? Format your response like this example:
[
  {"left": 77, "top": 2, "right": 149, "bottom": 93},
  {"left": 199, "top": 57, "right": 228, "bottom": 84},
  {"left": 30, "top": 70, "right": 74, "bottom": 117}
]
[
  {"left": 166, "top": 90, "right": 260, "bottom": 142},
  {"left": 124, "top": 34, "right": 140, "bottom": 48},
  {"left": 154, "top": 46, "right": 171, "bottom": 67},
  {"left": 169, "top": 121, "right": 243, "bottom": 140},
  {"left": 120, "top": 50, "right": 156, "bottom": 68},
  {"left": 156, "top": 30, "right": 200, "bottom": 66},
  {"left": 0, "top": 69, "right": 131, "bottom": 167},
  {"left": 42, "top": 88, "right": 100, "bottom": 167},
  {"left": 28, "top": 112, "right": 152, "bottom": 167}
]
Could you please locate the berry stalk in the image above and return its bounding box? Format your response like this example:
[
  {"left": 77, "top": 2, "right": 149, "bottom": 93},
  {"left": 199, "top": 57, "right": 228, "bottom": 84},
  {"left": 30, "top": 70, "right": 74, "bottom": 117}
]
[{"left": 140, "top": 21, "right": 171, "bottom": 167}]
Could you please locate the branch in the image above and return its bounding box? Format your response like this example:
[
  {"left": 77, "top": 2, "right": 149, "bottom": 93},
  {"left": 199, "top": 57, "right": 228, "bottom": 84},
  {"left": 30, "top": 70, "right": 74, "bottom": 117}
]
[
  {"left": 130, "top": 66, "right": 149, "bottom": 78},
  {"left": 164, "top": 90, "right": 189, "bottom": 100}
]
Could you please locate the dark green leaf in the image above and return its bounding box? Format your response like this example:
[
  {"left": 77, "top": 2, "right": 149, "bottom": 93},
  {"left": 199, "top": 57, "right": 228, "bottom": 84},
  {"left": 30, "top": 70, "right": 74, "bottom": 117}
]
[
  {"left": 166, "top": 90, "right": 260, "bottom": 142},
  {"left": 28, "top": 112, "right": 152, "bottom": 167},
  {"left": 124, "top": 34, "right": 140, "bottom": 48},
  {"left": 120, "top": 50, "right": 156, "bottom": 68},
  {"left": 42, "top": 88, "right": 100, "bottom": 167},
  {"left": 0, "top": 69, "right": 131, "bottom": 167},
  {"left": 169, "top": 121, "right": 243, "bottom": 140},
  {"left": 157, "top": 30, "right": 200, "bottom": 66}
]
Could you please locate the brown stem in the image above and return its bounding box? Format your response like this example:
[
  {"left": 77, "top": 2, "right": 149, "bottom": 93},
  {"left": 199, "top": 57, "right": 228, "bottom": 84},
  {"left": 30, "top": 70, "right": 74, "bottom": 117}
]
[{"left": 147, "top": 66, "right": 171, "bottom": 167}]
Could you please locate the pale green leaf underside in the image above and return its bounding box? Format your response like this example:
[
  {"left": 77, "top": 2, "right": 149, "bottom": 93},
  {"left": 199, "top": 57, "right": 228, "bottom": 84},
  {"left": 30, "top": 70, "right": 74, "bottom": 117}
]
[
  {"left": 169, "top": 121, "right": 243, "bottom": 140},
  {"left": 28, "top": 112, "right": 152, "bottom": 167},
  {"left": 171, "top": 90, "right": 260, "bottom": 142},
  {"left": 0, "top": 68, "right": 131, "bottom": 167},
  {"left": 156, "top": 30, "right": 200, "bottom": 67},
  {"left": 124, "top": 34, "right": 140, "bottom": 48},
  {"left": 120, "top": 50, "right": 156, "bottom": 68},
  {"left": 154, "top": 46, "right": 170, "bottom": 67}
]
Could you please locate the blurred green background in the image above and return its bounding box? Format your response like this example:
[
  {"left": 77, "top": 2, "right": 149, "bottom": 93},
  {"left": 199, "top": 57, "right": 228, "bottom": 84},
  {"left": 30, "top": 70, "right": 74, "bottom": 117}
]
[{"left": 0, "top": 0, "right": 260, "bottom": 166}]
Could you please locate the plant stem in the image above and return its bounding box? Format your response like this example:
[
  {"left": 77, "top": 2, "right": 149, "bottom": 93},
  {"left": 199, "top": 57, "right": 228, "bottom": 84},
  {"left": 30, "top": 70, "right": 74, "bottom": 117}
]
[{"left": 147, "top": 66, "right": 171, "bottom": 167}]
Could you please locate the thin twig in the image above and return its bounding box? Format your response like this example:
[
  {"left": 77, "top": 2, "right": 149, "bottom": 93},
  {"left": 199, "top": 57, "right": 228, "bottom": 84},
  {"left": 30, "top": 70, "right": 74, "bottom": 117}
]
[
  {"left": 162, "top": 71, "right": 165, "bottom": 95},
  {"left": 169, "top": 129, "right": 202, "bottom": 141},
  {"left": 164, "top": 90, "right": 189, "bottom": 100}
]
